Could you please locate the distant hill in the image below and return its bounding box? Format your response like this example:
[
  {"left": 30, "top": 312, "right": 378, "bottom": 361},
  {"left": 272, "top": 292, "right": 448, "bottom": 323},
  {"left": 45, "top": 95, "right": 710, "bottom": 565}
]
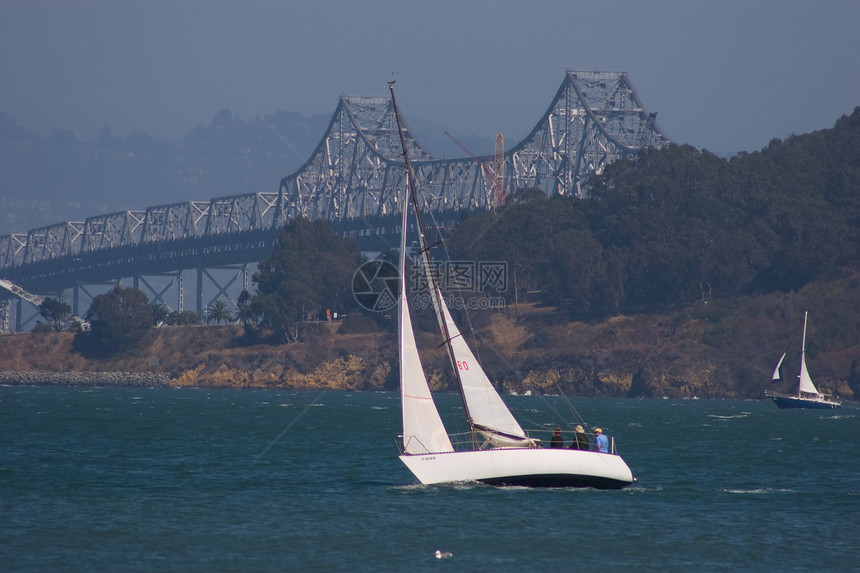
[
  {"left": 0, "top": 109, "right": 492, "bottom": 237},
  {"left": 0, "top": 109, "right": 327, "bottom": 235}
]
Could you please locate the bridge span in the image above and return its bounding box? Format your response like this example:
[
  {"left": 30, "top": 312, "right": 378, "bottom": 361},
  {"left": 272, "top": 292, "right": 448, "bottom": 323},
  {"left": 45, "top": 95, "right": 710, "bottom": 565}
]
[{"left": 0, "top": 71, "right": 668, "bottom": 331}]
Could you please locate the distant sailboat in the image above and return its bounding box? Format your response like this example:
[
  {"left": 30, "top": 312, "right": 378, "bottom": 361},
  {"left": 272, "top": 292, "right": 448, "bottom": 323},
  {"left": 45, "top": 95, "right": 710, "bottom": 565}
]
[
  {"left": 766, "top": 311, "right": 841, "bottom": 409},
  {"left": 389, "top": 82, "right": 634, "bottom": 488}
]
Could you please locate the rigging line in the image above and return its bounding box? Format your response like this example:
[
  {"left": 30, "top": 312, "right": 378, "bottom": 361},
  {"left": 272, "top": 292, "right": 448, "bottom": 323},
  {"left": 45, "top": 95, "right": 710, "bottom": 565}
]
[
  {"left": 418, "top": 240, "right": 443, "bottom": 254},
  {"left": 547, "top": 378, "right": 587, "bottom": 426},
  {"left": 436, "top": 329, "right": 468, "bottom": 349},
  {"left": 516, "top": 398, "right": 577, "bottom": 431},
  {"left": 256, "top": 111, "right": 308, "bottom": 163},
  {"left": 419, "top": 209, "right": 485, "bottom": 353},
  {"left": 254, "top": 389, "right": 328, "bottom": 464},
  {"left": 408, "top": 160, "right": 478, "bottom": 327}
]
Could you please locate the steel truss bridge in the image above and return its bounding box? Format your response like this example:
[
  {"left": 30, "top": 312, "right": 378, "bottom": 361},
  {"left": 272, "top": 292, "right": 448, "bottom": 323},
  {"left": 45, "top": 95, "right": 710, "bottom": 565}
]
[{"left": 0, "top": 70, "right": 668, "bottom": 332}]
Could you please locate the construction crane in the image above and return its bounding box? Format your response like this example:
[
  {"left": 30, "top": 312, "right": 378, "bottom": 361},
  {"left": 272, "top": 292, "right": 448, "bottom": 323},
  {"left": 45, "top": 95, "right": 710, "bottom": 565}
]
[
  {"left": 494, "top": 134, "right": 505, "bottom": 208},
  {"left": 444, "top": 132, "right": 505, "bottom": 211}
]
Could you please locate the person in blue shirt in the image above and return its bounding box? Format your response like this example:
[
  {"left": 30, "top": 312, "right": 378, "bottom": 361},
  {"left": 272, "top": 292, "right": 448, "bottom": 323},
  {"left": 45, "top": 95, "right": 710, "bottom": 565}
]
[{"left": 593, "top": 427, "right": 609, "bottom": 453}]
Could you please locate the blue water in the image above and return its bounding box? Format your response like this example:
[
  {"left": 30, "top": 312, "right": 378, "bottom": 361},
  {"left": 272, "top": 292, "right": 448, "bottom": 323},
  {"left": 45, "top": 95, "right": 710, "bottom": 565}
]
[{"left": 1, "top": 386, "right": 857, "bottom": 572}]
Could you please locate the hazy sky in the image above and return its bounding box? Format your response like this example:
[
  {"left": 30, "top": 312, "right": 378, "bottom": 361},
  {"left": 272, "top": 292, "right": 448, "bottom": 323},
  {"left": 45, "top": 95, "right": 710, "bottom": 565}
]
[{"left": 1, "top": 0, "right": 858, "bottom": 155}]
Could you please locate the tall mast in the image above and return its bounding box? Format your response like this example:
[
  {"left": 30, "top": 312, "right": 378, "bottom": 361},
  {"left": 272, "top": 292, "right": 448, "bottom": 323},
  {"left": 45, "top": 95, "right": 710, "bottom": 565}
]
[
  {"left": 388, "top": 81, "right": 476, "bottom": 433},
  {"left": 799, "top": 310, "right": 809, "bottom": 394},
  {"left": 801, "top": 311, "right": 808, "bottom": 355}
]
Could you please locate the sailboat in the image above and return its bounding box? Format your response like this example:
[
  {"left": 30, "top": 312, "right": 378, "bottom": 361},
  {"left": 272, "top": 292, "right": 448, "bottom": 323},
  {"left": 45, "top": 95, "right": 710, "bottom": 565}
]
[
  {"left": 389, "top": 82, "right": 634, "bottom": 488},
  {"left": 765, "top": 311, "right": 841, "bottom": 409}
]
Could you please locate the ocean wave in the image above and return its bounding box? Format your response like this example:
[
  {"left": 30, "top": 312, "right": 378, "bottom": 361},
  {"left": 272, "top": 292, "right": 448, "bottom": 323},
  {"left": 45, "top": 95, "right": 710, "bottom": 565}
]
[
  {"left": 707, "top": 413, "right": 750, "bottom": 420},
  {"left": 722, "top": 488, "right": 795, "bottom": 495}
]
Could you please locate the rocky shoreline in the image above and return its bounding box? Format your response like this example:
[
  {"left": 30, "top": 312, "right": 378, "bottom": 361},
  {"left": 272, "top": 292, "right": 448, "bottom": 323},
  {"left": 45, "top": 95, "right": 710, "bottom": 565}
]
[
  {"left": 0, "top": 304, "right": 855, "bottom": 399},
  {"left": 0, "top": 371, "right": 170, "bottom": 387}
]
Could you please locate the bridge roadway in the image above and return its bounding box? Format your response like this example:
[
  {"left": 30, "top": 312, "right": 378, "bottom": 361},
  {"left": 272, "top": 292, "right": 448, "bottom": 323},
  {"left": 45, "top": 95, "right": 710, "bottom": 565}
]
[
  {"left": 0, "top": 71, "right": 668, "bottom": 329},
  {"left": 0, "top": 213, "right": 453, "bottom": 294}
]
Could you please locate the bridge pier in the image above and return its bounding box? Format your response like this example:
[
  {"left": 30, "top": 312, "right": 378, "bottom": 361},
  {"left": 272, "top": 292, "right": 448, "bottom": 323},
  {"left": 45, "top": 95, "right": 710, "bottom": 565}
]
[
  {"left": 178, "top": 271, "right": 184, "bottom": 312},
  {"left": 196, "top": 268, "right": 203, "bottom": 318},
  {"left": 0, "top": 299, "right": 9, "bottom": 333},
  {"left": 135, "top": 272, "right": 183, "bottom": 311},
  {"left": 197, "top": 264, "right": 250, "bottom": 318}
]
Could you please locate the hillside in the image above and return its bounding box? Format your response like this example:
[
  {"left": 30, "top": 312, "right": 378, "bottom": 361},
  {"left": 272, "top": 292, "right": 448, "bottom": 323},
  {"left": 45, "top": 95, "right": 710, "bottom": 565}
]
[{"left": 2, "top": 272, "right": 857, "bottom": 401}]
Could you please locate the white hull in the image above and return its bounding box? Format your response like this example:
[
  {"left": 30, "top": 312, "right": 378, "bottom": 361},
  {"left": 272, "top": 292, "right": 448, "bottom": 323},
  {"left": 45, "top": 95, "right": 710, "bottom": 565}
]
[{"left": 400, "top": 447, "right": 635, "bottom": 489}]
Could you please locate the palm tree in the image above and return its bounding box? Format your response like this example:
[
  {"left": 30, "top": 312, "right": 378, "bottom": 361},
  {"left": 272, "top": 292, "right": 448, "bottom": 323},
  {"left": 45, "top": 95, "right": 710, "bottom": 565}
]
[
  {"left": 234, "top": 300, "right": 258, "bottom": 325},
  {"left": 205, "top": 299, "right": 233, "bottom": 324},
  {"left": 150, "top": 302, "right": 171, "bottom": 326}
]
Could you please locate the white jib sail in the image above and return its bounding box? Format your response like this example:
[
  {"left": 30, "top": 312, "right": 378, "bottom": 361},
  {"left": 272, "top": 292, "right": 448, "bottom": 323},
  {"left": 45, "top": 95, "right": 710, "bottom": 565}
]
[
  {"left": 772, "top": 353, "right": 785, "bottom": 381},
  {"left": 798, "top": 353, "right": 819, "bottom": 395},
  {"left": 438, "top": 302, "right": 528, "bottom": 441}
]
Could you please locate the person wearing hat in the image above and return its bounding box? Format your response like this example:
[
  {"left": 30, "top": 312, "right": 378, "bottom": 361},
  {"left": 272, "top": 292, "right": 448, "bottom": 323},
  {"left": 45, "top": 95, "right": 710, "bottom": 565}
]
[
  {"left": 593, "top": 427, "right": 609, "bottom": 453},
  {"left": 549, "top": 427, "right": 564, "bottom": 448},
  {"left": 570, "top": 425, "right": 589, "bottom": 450}
]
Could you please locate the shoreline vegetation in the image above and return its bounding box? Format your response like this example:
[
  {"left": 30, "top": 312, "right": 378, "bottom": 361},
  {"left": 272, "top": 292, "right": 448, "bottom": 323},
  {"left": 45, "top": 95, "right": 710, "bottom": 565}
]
[{"left": 2, "top": 291, "right": 857, "bottom": 401}]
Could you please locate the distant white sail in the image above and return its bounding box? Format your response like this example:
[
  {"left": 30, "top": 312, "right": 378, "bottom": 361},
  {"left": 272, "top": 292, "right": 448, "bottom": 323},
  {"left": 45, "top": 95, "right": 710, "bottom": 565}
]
[
  {"left": 798, "top": 353, "right": 819, "bottom": 396},
  {"left": 797, "top": 311, "right": 820, "bottom": 396},
  {"left": 772, "top": 353, "right": 785, "bottom": 381},
  {"left": 766, "top": 310, "right": 841, "bottom": 409}
]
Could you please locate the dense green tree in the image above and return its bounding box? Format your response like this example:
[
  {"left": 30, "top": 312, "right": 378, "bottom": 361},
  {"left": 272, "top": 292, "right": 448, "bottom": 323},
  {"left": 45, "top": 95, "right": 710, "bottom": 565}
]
[
  {"left": 166, "top": 310, "right": 202, "bottom": 326},
  {"left": 31, "top": 321, "right": 54, "bottom": 335},
  {"left": 39, "top": 297, "right": 73, "bottom": 331},
  {"left": 251, "top": 217, "right": 363, "bottom": 341},
  {"left": 234, "top": 290, "right": 256, "bottom": 325},
  {"left": 84, "top": 286, "right": 152, "bottom": 354},
  {"left": 446, "top": 108, "right": 860, "bottom": 319}
]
